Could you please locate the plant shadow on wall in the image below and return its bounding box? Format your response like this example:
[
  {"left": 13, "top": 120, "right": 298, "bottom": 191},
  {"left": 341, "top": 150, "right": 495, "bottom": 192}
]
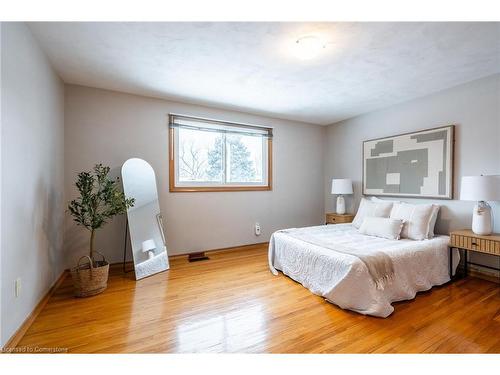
[
  {"left": 67, "top": 164, "right": 135, "bottom": 297},
  {"left": 39, "top": 180, "right": 65, "bottom": 282}
]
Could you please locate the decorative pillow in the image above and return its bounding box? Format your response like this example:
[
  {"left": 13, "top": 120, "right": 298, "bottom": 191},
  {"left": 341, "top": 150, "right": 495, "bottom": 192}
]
[
  {"left": 358, "top": 217, "right": 405, "bottom": 240},
  {"left": 352, "top": 198, "right": 394, "bottom": 228},
  {"left": 389, "top": 202, "right": 435, "bottom": 240},
  {"left": 426, "top": 204, "right": 440, "bottom": 238},
  {"left": 370, "top": 196, "right": 400, "bottom": 205}
]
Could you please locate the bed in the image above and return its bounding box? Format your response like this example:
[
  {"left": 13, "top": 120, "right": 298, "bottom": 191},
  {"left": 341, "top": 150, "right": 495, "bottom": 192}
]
[
  {"left": 268, "top": 223, "right": 459, "bottom": 317},
  {"left": 135, "top": 251, "right": 169, "bottom": 279}
]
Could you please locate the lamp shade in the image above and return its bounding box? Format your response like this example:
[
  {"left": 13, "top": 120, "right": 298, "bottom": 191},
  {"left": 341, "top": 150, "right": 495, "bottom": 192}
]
[
  {"left": 141, "top": 239, "right": 156, "bottom": 253},
  {"left": 331, "top": 178, "right": 353, "bottom": 195},
  {"left": 460, "top": 175, "right": 500, "bottom": 201}
]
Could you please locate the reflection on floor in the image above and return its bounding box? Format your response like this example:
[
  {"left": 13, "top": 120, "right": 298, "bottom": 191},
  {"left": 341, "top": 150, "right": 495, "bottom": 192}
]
[
  {"left": 177, "top": 304, "right": 267, "bottom": 352},
  {"left": 16, "top": 244, "right": 500, "bottom": 353}
]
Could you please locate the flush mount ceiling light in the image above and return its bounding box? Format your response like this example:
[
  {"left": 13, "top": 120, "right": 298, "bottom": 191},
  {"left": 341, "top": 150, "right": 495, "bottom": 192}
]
[{"left": 294, "top": 35, "right": 326, "bottom": 60}]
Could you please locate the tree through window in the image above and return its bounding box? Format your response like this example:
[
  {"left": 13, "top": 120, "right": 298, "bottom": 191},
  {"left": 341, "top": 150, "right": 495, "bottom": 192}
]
[{"left": 169, "top": 114, "right": 272, "bottom": 192}]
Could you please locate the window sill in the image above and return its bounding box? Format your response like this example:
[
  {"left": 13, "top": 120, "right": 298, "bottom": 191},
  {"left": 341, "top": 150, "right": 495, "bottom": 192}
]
[{"left": 169, "top": 185, "right": 272, "bottom": 192}]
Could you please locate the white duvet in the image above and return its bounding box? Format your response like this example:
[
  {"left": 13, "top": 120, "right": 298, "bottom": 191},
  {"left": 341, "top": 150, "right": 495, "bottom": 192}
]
[
  {"left": 135, "top": 251, "right": 169, "bottom": 279},
  {"left": 268, "top": 224, "right": 459, "bottom": 317}
]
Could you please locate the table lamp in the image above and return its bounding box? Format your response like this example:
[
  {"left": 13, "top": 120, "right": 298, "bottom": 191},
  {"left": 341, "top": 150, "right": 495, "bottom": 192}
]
[
  {"left": 460, "top": 175, "right": 500, "bottom": 235},
  {"left": 331, "top": 178, "right": 353, "bottom": 215},
  {"left": 142, "top": 239, "right": 156, "bottom": 259}
]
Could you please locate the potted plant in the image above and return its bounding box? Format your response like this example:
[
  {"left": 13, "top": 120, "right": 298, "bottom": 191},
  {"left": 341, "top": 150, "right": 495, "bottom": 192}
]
[{"left": 68, "top": 164, "right": 134, "bottom": 297}]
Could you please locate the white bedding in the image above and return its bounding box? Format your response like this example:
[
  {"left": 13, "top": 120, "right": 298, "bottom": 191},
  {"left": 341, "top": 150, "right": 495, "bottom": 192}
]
[
  {"left": 268, "top": 224, "right": 459, "bottom": 317},
  {"left": 135, "top": 251, "right": 169, "bottom": 279}
]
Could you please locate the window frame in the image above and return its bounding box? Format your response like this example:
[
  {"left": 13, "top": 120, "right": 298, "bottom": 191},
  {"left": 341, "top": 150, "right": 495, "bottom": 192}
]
[{"left": 168, "top": 114, "right": 273, "bottom": 192}]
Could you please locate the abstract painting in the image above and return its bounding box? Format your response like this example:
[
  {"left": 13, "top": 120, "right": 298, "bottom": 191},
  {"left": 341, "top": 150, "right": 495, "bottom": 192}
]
[{"left": 363, "top": 125, "right": 454, "bottom": 199}]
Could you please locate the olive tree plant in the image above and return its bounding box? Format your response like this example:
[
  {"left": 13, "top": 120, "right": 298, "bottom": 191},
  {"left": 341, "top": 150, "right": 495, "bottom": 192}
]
[{"left": 68, "top": 164, "right": 135, "bottom": 263}]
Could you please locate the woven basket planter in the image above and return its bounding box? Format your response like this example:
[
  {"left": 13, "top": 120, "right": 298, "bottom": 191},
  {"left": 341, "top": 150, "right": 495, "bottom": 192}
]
[{"left": 70, "top": 253, "right": 109, "bottom": 298}]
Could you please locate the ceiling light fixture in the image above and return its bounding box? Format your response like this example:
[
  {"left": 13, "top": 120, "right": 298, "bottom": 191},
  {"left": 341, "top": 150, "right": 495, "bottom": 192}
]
[{"left": 294, "top": 35, "right": 326, "bottom": 60}]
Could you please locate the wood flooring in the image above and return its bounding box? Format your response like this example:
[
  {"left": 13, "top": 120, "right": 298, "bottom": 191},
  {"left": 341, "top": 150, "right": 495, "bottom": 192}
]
[{"left": 14, "top": 244, "right": 500, "bottom": 353}]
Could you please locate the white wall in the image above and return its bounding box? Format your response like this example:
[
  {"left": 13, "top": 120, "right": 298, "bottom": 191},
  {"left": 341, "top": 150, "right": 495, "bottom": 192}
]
[
  {"left": 325, "top": 74, "right": 500, "bottom": 269},
  {"left": 64, "top": 85, "right": 325, "bottom": 264},
  {"left": 0, "top": 23, "right": 65, "bottom": 346}
]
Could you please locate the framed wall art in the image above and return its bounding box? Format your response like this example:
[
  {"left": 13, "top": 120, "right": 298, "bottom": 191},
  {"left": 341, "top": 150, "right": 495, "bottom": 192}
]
[{"left": 363, "top": 125, "right": 454, "bottom": 199}]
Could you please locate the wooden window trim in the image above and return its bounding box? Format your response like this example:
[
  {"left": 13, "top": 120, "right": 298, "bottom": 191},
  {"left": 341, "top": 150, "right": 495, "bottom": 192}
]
[{"left": 168, "top": 122, "right": 273, "bottom": 193}]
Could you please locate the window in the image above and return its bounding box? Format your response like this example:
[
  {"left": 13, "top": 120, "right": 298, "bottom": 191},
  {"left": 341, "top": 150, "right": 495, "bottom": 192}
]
[{"left": 169, "top": 114, "right": 272, "bottom": 192}]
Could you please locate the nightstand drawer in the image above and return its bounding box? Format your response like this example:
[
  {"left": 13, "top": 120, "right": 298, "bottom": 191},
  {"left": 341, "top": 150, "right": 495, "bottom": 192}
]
[
  {"left": 325, "top": 213, "right": 354, "bottom": 225},
  {"left": 326, "top": 214, "right": 338, "bottom": 224},
  {"left": 450, "top": 233, "right": 500, "bottom": 255}
]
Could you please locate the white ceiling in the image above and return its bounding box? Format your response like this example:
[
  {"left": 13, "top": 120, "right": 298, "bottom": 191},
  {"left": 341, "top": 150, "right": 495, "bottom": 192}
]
[{"left": 29, "top": 22, "right": 500, "bottom": 125}]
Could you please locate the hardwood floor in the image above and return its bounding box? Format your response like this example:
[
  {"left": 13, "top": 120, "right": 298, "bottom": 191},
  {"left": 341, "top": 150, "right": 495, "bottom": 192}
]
[{"left": 15, "top": 244, "right": 500, "bottom": 353}]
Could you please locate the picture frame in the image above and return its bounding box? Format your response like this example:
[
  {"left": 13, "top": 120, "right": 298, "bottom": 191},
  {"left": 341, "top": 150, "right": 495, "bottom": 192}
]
[{"left": 362, "top": 125, "right": 455, "bottom": 199}]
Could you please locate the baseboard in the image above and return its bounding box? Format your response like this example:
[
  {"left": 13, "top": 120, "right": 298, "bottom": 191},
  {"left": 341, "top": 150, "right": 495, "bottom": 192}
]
[
  {"left": 109, "top": 260, "right": 134, "bottom": 268},
  {"left": 169, "top": 241, "right": 269, "bottom": 259},
  {"left": 109, "top": 242, "right": 269, "bottom": 267},
  {"left": 469, "top": 265, "right": 500, "bottom": 284},
  {"left": 2, "top": 270, "right": 68, "bottom": 350}
]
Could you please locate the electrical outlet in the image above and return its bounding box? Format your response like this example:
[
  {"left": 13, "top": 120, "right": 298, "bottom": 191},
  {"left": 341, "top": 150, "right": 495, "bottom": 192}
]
[
  {"left": 15, "top": 278, "right": 21, "bottom": 298},
  {"left": 255, "top": 223, "right": 261, "bottom": 236}
]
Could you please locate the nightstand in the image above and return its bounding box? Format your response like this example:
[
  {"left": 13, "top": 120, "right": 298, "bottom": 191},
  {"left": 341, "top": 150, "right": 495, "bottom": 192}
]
[
  {"left": 325, "top": 213, "right": 355, "bottom": 225},
  {"left": 449, "top": 229, "right": 500, "bottom": 280}
]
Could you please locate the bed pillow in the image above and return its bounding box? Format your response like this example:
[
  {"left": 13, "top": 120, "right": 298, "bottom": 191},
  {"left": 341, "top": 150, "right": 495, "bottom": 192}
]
[
  {"left": 352, "top": 198, "right": 394, "bottom": 228},
  {"left": 370, "top": 196, "right": 400, "bottom": 205},
  {"left": 377, "top": 199, "right": 439, "bottom": 237},
  {"left": 426, "top": 204, "right": 440, "bottom": 238},
  {"left": 389, "top": 202, "right": 435, "bottom": 240},
  {"left": 358, "top": 217, "right": 405, "bottom": 240}
]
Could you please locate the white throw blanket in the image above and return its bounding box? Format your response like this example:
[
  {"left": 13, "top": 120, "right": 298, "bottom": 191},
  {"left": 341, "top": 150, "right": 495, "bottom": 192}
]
[
  {"left": 269, "top": 224, "right": 459, "bottom": 317},
  {"left": 279, "top": 226, "right": 394, "bottom": 289}
]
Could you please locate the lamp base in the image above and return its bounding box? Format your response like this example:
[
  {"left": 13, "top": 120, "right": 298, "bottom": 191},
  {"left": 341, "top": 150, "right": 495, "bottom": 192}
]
[
  {"left": 472, "top": 201, "right": 492, "bottom": 235},
  {"left": 336, "top": 195, "right": 346, "bottom": 215}
]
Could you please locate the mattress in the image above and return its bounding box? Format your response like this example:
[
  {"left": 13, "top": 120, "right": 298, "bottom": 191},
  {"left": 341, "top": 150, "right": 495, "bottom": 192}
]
[{"left": 268, "top": 223, "right": 459, "bottom": 317}]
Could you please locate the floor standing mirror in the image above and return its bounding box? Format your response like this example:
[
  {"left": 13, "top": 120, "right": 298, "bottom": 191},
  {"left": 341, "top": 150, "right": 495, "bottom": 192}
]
[{"left": 121, "top": 158, "right": 169, "bottom": 279}]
